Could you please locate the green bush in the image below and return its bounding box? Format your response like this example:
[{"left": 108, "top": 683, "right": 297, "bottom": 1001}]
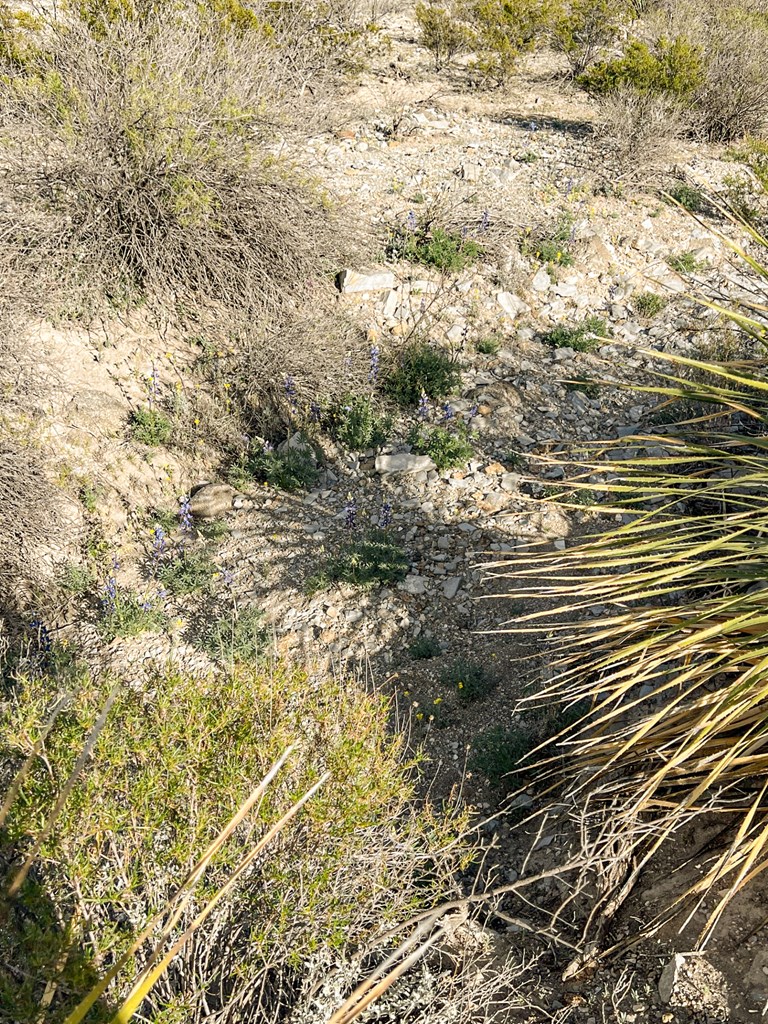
[
  {"left": 388, "top": 223, "right": 482, "bottom": 274},
  {"left": 0, "top": 661, "right": 465, "bottom": 1022},
  {"left": 634, "top": 291, "right": 668, "bottom": 317},
  {"left": 408, "top": 422, "right": 473, "bottom": 470},
  {"left": 470, "top": 724, "right": 536, "bottom": 786},
  {"left": 667, "top": 250, "right": 702, "bottom": 274},
  {"left": 415, "top": 1, "right": 474, "bottom": 69},
  {"left": 129, "top": 407, "right": 172, "bottom": 446},
  {"left": 328, "top": 394, "right": 391, "bottom": 451},
  {"left": 579, "top": 36, "right": 704, "bottom": 97},
  {"left": 470, "top": 0, "right": 555, "bottom": 84},
  {"left": 522, "top": 213, "right": 576, "bottom": 266},
  {"left": 157, "top": 549, "right": 215, "bottom": 595},
  {"left": 200, "top": 604, "right": 266, "bottom": 663},
  {"left": 307, "top": 530, "right": 409, "bottom": 593},
  {"left": 230, "top": 438, "right": 320, "bottom": 492},
  {"left": 665, "top": 181, "right": 706, "bottom": 213},
  {"left": 475, "top": 334, "right": 501, "bottom": 355},
  {"left": 384, "top": 341, "right": 462, "bottom": 407},
  {"left": 551, "top": 0, "right": 632, "bottom": 76},
  {"left": 440, "top": 658, "right": 497, "bottom": 704},
  {"left": 98, "top": 590, "right": 166, "bottom": 640},
  {"left": 542, "top": 315, "right": 610, "bottom": 352},
  {"left": 410, "top": 635, "right": 442, "bottom": 659},
  {"left": 57, "top": 562, "right": 93, "bottom": 595}
]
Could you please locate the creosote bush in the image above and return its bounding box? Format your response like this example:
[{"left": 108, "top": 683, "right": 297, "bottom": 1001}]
[
  {"left": 579, "top": 35, "right": 704, "bottom": 97},
  {"left": 0, "top": 661, "right": 467, "bottom": 1022},
  {"left": 551, "top": 0, "right": 632, "bottom": 76},
  {"left": 415, "top": 1, "right": 474, "bottom": 68}
]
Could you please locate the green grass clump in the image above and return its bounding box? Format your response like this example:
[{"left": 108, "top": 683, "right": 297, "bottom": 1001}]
[
  {"left": 197, "top": 518, "right": 231, "bottom": 541},
  {"left": 470, "top": 724, "right": 536, "bottom": 786},
  {"left": 542, "top": 316, "right": 610, "bottom": 353},
  {"left": 384, "top": 341, "right": 462, "bottom": 407},
  {"left": 440, "top": 658, "right": 497, "bottom": 704},
  {"left": 328, "top": 394, "right": 391, "bottom": 451},
  {"left": 523, "top": 213, "right": 576, "bottom": 267},
  {"left": 157, "top": 549, "right": 215, "bottom": 595},
  {"left": 200, "top": 605, "right": 267, "bottom": 664},
  {"left": 634, "top": 292, "right": 668, "bottom": 317},
  {"left": 57, "top": 562, "right": 93, "bottom": 595},
  {"left": 475, "top": 335, "right": 501, "bottom": 355},
  {"left": 667, "top": 251, "right": 702, "bottom": 274},
  {"left": 389, "top": 223, "right": 482, "bottom": 274},
  {"left": 99, "top": 591, "right": 166, "bottom": 640},
  {"left": 130, "top": 407, "right": 172, "bottom": 446},
  {"left": 409, "top": 635, "right": 442, "bottom": 660},
  {"left": 0, "top": 661, "right": 466, "bottom": 1023},
  {"left": 230, "top": 439, "right": 320, "bottom": 493},
  {"left": 408, "top": 423, "right": 473, "bottom": 470},
  {"left": 308, "top": 530, "right": 409, "bottom": 593},
  {"left": 665, "top": 182, "right": 706, "bottom": 213}
]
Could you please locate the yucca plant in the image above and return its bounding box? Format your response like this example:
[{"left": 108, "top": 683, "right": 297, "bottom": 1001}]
[{"left": 490, "top": 207, "right": 768, "bottom": 948}]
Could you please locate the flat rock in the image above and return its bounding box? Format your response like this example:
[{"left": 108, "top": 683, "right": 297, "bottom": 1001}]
[
  {"left": 443, "top": 577, "right": 462, "bottom": 599},
  {"left": 399, "top": 575, "right": 427, "bottom": 595},
  {"left": 375, "top": 453, "right": 436, "bottom": 475},
  {"left": 337, "top": 269, "right": 396, "bottom": 294},
  {"left": 188, "top": 483, "right": 238, "bottom": 519},
  {"left": 532, "top": 268, "right": 551, "bottom": 292}
]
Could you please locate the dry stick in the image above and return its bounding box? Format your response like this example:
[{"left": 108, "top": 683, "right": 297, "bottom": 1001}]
[{"left": 8, "top": 686, "right": 120, "bottom": 898}]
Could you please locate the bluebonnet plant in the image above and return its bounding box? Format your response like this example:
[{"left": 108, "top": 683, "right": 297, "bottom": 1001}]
[
  {"left": 480, "top": 209, "right": 490, "bottom": 233},
  {"left": 418, "top": 391, "right": 430, "bottom": 422},
  {"left": 344, "top": 501, "right": 357, "bottom": 530},
  {"left": 219, "top": 566, "right": 235, "bottom": 589},
  {"left": 369, "top": 345, "right": 380, "bottom": 384},
  {"left": 179, "top": 495, "right": 193, "bottom": 547},
  {"left": 147, "top": 363, "right": 160, "bottom": 408},
  {"left": 284, "top": 375, "right": 297, "bottom": 415},
  {"left": 152, "top": 524, "right": 167, "bottom": 569},
  {"left": 29, "top": 617, "right": 53, "bottom": 655},
  {"left": 101, "top": 574, "right": 118, "bottom": 616},
  {"left": 406, "top": 210, "right": 418, "bottom": 232},
  {"left": 379, "top": 501, "right": 392, "bottom": 529},
  {"left": 442, "top": 402, "right": 454, "bottom": 422},
  {"left": 310, "top": 400, "right": 322, "bottom": 423},
  {"left": 468, "top": 403, "right": 479, "bottom": 422}
]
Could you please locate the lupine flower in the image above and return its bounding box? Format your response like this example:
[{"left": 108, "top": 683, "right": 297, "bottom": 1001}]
[
  {"left": 284, "top": 375, "right": 297, "bottom": 414},
  {"left": 29, "top": 617, "right": 53, "bottom": 655},
  {"left": 344, "top": 501, "right": 357, "bottom": 530},
  {"left": 155, "top": 586, "right": 169, "bottom": 602},
  {"left": 152, "top": 524, "right": 167, "bottom": 566},
  {"left": 141, "top": 597, "right": 154, "bottom": 612},
  {"left": 461, "top": 224, "right": 468, "bottom": 240},
  {"left": 369, "top": 345, "right": 380, "bottom": 383},
  {"left": 179, "top": 494, "right": 193, "bottom": 535},
  {"left": 310, "top": 400, "right": 322, "bottom": 422},
  {"left": 418, "top": 391, "right": 430, "bottom": 421},
  {"left": 101, "top": 575, "right": 118, "bottom": 616},
  {"left": 406, "top": 210, "right": 418, "bottom": 232},
  {"left": 442, "top": 403, "right": 454, "bottom": 422},
  {"left": 220, "top": 567, "right": 235, "bottom": 589},
  {"left": 480, "top": 209, "right": 490, "bottom": 233},
  {"left": 468, "top": 403, "right": 479, "bottom": 421},
  {"left": 147, "top": 363, "right": 160, "bottom": 408},
  {"left": 379, "top": 501, "right": 392, "bottom": 529}
]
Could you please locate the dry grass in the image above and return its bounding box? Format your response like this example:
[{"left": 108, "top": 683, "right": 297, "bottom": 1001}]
[{"left": 594, "top": 87, "right": 689, "bottom": 179}]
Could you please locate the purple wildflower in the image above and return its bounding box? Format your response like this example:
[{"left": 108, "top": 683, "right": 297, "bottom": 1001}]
[
  {"left": 344, "top": 502, "right": 357, "bottom": 530},
  {"left": 406, "top": 210, "right": 418, "bottom": 232},
  {"left": 442, "top": 403, "right": 454, "bottom": 422},
  {"left": 152, "top": 524, "right": 167, "bottom": 567},
  {"left": 310, "top": 400, "right": 322, "bottom": 423},
  {"left": 179, "top": 495, "right": 193, "bottom": 536},
  {"left": 220, "top": 567, "right": 235, "bottom": 589},
  {"left": 480, "top": 209, "right": 490, "bottom": 233},
  {"left": 101, "top": 575, "right": 118, "bottom": 616},
  {"left": 418, "top": 391, "right": 430, "bottom": 421},
  {"left": 379, "top": 501, "right": 392, "bottom": 528},
  {"left": 284, "top": 375, "right": 297, "bottom": 414},
  {"left": 468, "top": 403, "right": 479, "bottom": 421},
  {"left": 29, "top": 617, "right": 53, "bottom": 655}
]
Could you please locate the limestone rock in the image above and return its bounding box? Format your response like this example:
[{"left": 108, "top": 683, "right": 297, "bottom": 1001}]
[
  {"left": 376, "top": 453, "right": 436, "bottom": 475},
  {"left": 337, "top": 269, "right": 396, "bottom": 294},
  {"left": 189, "top": 483, "right": 238, "bottom": 519},
  {"left": 532, "top": 268, "right": 551, "bottom": 292}
]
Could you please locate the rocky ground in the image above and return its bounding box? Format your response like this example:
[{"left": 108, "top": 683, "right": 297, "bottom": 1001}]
[{"left": 17, "top": 10, "right": 768, "bottom": 1022}]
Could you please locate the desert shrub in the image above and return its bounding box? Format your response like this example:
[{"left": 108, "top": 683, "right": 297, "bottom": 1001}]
[
  {"left": 388, "top": 221, "right": 482, "bottom": 273},
  {"left": 727, "top": 137, "right": 768, "bottom": 191},
  {"left": 408, "top": 422, "right": 473, "bottom": 470},
  {"left": 200, "top": 604, "right": 267, "bottom": 662},
  {"left": 579, "top": 36, "right": 704, "bottom": 97},
  {"left": 230, "top": 438, "right": 320, "bottom": 492},
  {"left": 551, "top": 0, "right": 632, "bottom": 76},
  {"left": 594, "top": 86, "right": 689, "bottom": 177},
  {"left": 634, "top": 291, "right": 668, "bottom": 317},
  {"left": 470, "top": 724, "right": 537, "bottom": 786},
  {"left": 98, "top": 588, "right": 166, "bottom": 640},
  {"left": 57, "top": 562, "right": 94, "bottom": 595},
  {"left": 470, "top": 0, "right": 556, "bottom": 85},
  {"left": 0, "top": 7, "right": 352, "bottom": 324},
  {"left": 0, "top": 2, "right": 41, "bottom": 67},
  {"left": 384, "top": 341, "right": 462, "bottom": 407},
  {"left": 542, "top": 315, "right": 609, "bottom": 352},
  {"left": 415, "top": 1, "right": 474, "bottom": 68},
  {"left": 522, "top": 213, "right": 576, "bottom": 267},
  {"left": 307, "top": 530, "right": 409, "bottom": 592},
  {"left": 667, "top": 250, "right": 702, "bottom": 274},
  {"left": 129, "top": 407, "right": 172, "bottom": 446},
  {"left": 475, "top": 334, "right": 501, "bottom": 355},
  {"left": 157, "top": 549, "right": 216, "bottom": 595},
  {"left": 327, "top": 394, "right": 391, "bottom": 451},
  {"left": 665, "top": 180, "right": 706, "bottom": 213},
  {"left": 440, "top": 658, "right": 497, "bottom": 703},
  {"left": 410, "top": 635, "right": 442, "bottom": 659},
  {"left": 0, "top": 661, "right": 467, "bottom": 1022}
]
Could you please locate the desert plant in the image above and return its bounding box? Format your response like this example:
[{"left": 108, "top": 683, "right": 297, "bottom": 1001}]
[
  {"left": 327, "top": 394, "right": 391, "bottom": 451},
  {"left": 410, "top": 635, "right": 442, "bottom": 659},
  {"left": 0, "top": 660, "right": 467, "bottom": 1022},
  {"left": 384, "top": 341, "right": 462, "bottom": 407},
  {"left": 594, "top": 86, "right": 689, "bottom": 177},
  {"left": 440, "top": 658, "right": 497, "bottom": 703},
  {"left": 551, "top": 0, "right": 632, "bottom": 76},
  {"left": 230, "top": 437, "right": 320, "bottom": 492},
  {"left": 665, "top": 180, "right": 706, "bottom": 213},
  {"left": 470, "top": 723, "right": 537, "bottom": 786},
  {"left": 157, "top": 548, "right": 215, "bottom": 595},
  {"left": 579, "top": 35, "right": 704, "bottom": 97},
  {"left": 634, "top": 291, "right": 668, "bottom": 317},
  {"left": 522, "top": 213, "right": 576, "bottom": 267},
  {"left": 307, "top": 530, "right": 409, "bottom": 592},
  {"left": 200, "top": 604, "right": 267, "bottom": 663},
  {"left": 475, "top": 334, "right": 501, "bottom": 355},
  {"left": 388, "top": 221, "right": 482, "bottom": 274},
  {"left": 415, "top": 1, "right": 474, "bottom": 68},
  {"left": 469, "top": 0, "right": 556, "bottom": 84},
  {"left": 666, "top": 250, "right": 702, "bottom": 274},
  {"left": 542, "top": 315, "right": 609, "bottom": 352},
  {"left": 408, "top": 422, "right": 473, "bottom": 470},
  {"left": 98, "top": 588, "right": 166, "bottom": 640},
  {"left": 129, "top": 407, "right": 172, "bottom": 446}
]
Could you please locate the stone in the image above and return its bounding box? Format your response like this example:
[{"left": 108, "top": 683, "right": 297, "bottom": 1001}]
[
  {"left": 497, "top": 291, "right": 522, "bottom": 317},
  {"left": 375, "top": 453, "right": 436, "bottom": 475},
  {"left": 399, "top": 575, "right": 427, "bottom": 595},
  {"left": 532, "top": 268, "right": 551, "bottom": 292},
  {"left": 188, "top": 483, "right": 238, "bottom": 519},
  {"left": 443, "top": 577, "right": 462, "bottom": 599},
  {"left": 337, "top": 269, "right": 396, "bottom": 294}
]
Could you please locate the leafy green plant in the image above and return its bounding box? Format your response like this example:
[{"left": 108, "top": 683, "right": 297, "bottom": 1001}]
[
  {"left": 415, "top": 1, "right": 474, "bottom": 68},
  {"left": 408, "top": 422, "right": 473, "bottom": 470},
  {"left": 634, "top": 291, "right": 668, "bottom": 317},
  {"left": 475, "top": 334, "right": 501, "bottom": 355},
  {"left": 665, "top": 181, "right": 706, "bottom": 213},
  {"left": 230, "top": 439, "right": 320, "bottom": 492},
  {"left": 440, "top": 658, "right": 497, "bottom": 704},
  {"left": 98, "top": 590, "right": 166, "bottom": 640},
  {"left": 388, "top": 223, "right": 482, "bottom": 274},
  {"left": 470, "top": 0, "right": 555, "bottom": 85},
  {"left": 157, "top": 549, "right": 215, "bottom": 595},
  {"left": 551, "top": 0, "right": 631, "bottom": 76},
  {"left": 667, "top": 250, "right": 702, "bottom": 274},
  {"left": 542, "top": 315, "right": 610, "bottom": 352},
  {"left": 470, "top": 723, "right": 537, "bottom": 786},
  {"left": 130, "top": 407, "right": 172, "bottom": 446},
  {"left": 384, "top": 341, "right": 462, "bottom": 407},
  {"left": 57, "top": 562, "right": 93, "bottom": 595},
  {"left": 307, "top": 530, "right": 409, "bottom": 593},
  {"left": 197, "top": 517, "right": 230, "bottom": 540},
  {"left": 579, "top": 36, "right": 705, "bottom": 97},
  {"left": 522, "top": 213, "right": 576, "bottom": 267},
  {"left": 409, "top": 635, "right": 442, "bottom": 660},
  {"left": 327, "top": 394, "right": 391, "bottom": 451},
  {"left": 200, "top": 605, "right": 266, "bottom": 663}
]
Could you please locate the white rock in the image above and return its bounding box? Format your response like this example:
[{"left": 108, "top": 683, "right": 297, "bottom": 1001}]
[
  {"left": 375, "top": 453, "right": 436, "bottom": 475},
  {"left": 399, "top": 575, "right": 427, "bottom": 595},
  {"left": 532, "top": 268, "right": 551, "bottom": 292},
  {"left": 497, "top": 291, "right": 522, "bottom": 317},
  {"left": 338, "top": 269, "right": 396, "bottom": 294}
]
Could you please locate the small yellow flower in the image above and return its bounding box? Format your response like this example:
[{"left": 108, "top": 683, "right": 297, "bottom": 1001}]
[
  {"left": 433, "top": 697, "right": 442, "bottom": 705},
  {"left": 403, "top": 690, "right": 410, "bottom": 697},
  {"left": 175, "top": 618, "right": 183, "bottom": 628},
  {"left": 194, "top": 418, "right": 200, "bottom": 426},
  {"left": 457, "top": 681, "right": 464, "bottom": 689},
  {"left": 416, "top": 712, "right": 423, "bottom": 721}
]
